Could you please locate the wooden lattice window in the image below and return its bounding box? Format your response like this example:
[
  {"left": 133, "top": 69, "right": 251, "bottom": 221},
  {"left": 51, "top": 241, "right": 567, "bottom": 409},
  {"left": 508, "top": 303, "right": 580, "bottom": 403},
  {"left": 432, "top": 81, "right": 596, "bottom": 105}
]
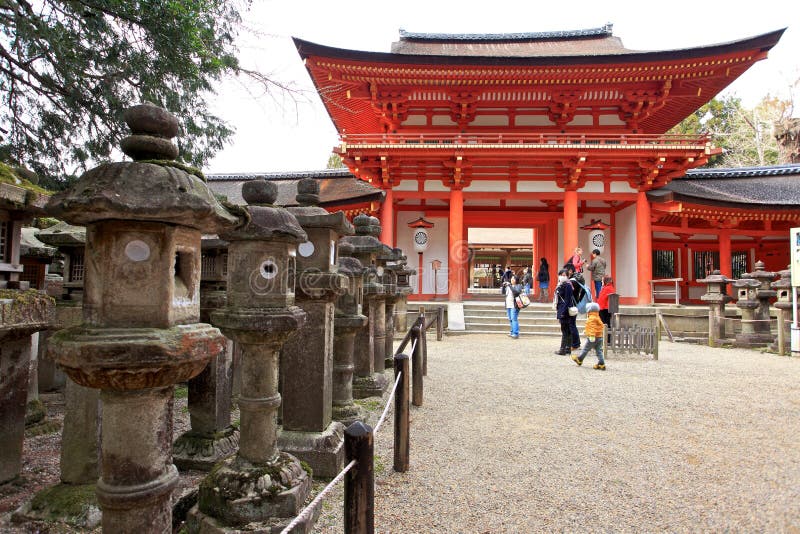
[
  {"left": 652, "top": 250, "right": 676, "bottom": 278},
  {"left": 19, "top": 261, "right": 44, "bottom": 289},
  {"left": 0, "top": 221, "right": 8, "bottom": 262},
  {"left": 221, "top": 254, "right": 228, "bottom": 278},
  {"left": 693, "top": 250, "right": 719, "bottom": 280},
  {"left": 201, "top": 253, "right": 215, "bottom": 279},
  {"left": 70, "top": 251, "right": 85, "bottom": 282},
  {"left": 732, "top": 252, "right": 748, "bottom": 279}
]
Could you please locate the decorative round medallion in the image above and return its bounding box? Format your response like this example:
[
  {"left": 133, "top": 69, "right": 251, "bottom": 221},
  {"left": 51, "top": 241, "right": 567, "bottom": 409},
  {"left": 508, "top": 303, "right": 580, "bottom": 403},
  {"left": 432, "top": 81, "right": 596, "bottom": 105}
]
[
  {"left": 414, "top": 230, "right": 428, "bottom": 246},
  {"left": 124, "top": 240, "right": 151, "bottom": 262},
  {"left": 591, "top": 233, "right": 605, "bottom": 248},
  {"left": 259, "top": 259, "right": 278, "bottom": 279},
  {"left": 298, "top": 241, "right": 315, "bottom": 258}
]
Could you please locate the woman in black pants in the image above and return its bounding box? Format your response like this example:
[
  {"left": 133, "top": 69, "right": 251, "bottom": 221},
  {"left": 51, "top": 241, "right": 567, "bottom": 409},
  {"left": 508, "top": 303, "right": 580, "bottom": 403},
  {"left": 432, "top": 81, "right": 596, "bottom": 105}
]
[{"left": 554, "top": 268, "right": 580, "bottom": 354}]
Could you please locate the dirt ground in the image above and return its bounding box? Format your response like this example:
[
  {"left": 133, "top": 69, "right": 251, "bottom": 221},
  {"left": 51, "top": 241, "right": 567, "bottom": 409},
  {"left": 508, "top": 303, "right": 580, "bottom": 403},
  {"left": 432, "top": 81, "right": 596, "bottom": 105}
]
[{"left": 0, "top": 389, "right": 203, "bottom": 534}]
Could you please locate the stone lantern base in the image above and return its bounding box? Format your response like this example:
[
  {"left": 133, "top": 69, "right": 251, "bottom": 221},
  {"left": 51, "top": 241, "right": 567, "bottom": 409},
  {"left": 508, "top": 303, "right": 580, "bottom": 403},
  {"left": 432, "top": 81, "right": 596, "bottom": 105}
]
[
  {"left": 332, "top": 402, "right": 366, "bottom": 427},
  {"left": 173, "top": 426, "right": 240, "bottom": 471},
  {"left": 352, "top": 373, "right": 388, "bottom": 399},
  {"left": 278, "top": 422, "right": 345, "bottom": 479},
  {"left": 187, "top": 452, "right": 313, "bottom": 532}
]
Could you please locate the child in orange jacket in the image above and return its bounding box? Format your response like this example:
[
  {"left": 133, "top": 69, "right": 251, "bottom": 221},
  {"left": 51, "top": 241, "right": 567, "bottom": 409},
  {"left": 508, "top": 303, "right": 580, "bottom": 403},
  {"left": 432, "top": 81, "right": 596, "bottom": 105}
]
[{"left": 571, "top": 302, "right": 606, "bottom": 370}]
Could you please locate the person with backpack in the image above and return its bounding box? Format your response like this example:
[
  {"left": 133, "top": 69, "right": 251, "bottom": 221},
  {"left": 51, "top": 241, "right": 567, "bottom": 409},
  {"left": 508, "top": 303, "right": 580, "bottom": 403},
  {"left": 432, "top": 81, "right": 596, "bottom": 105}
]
[
  {"left": 571, "top": 302, "right": 606, "bottom": 370},
  {"left": 502, "top": 275, "right": 523, "bottom": 339},
  {"left": 536, "top": 258, "right": 550, "bottom": 302},
  {"left": 597, "top": 275, "right": 615, "bottom": 328},
  {"left": 585, "top": 249, "right": 607, "bottom": 299},
  {"left": 555, "top": 269, "right": 580, "bottom": 354}
]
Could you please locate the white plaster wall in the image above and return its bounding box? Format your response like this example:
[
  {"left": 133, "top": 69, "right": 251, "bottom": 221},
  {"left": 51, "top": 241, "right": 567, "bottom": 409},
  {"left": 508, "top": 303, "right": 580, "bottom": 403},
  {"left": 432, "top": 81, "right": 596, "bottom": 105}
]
[
  {"left": 396, "top": 212, "right": 450, "bottom": 294},
  {"left": 464, "top": 180, "right": 510, "bottom": 192},
  {"left": 610, "top": 181, "right": 637, "bottom": 193},
  {"left": 578, "top": 182, "right": 604, "bottom": 193},
  {"left": 517, "top": 181, "right": 563, "bottom": 192},
  {"left": 615, "top": 203, "right": 638, "bottom": 298}
]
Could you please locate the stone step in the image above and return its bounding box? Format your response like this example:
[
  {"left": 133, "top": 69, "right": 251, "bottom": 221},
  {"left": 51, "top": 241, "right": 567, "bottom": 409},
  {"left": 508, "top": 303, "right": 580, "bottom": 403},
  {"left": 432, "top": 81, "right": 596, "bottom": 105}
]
[{"left": 464, "top": 316, "right": 585, "bottom": 326}]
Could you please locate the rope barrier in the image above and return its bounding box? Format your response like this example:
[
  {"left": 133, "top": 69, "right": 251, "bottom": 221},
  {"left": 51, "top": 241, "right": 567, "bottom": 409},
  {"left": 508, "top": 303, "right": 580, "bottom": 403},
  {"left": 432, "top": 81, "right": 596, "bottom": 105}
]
[
  {"left": 280, "top": 460, "right": 357, "bottom": 534},
  {"left": 374, "top": 370, "right": 401, "bottom": 434}
]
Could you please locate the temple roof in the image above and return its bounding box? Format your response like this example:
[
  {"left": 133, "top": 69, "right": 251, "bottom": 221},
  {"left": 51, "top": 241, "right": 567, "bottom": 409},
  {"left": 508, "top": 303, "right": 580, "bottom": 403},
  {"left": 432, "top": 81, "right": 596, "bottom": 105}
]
[
  {"left": 648, "top": 163, "right": 800, "bottom": 208},
  {"left": 391, "top": 24, "right": 631, "bottom": 57},
  {"left": 206, "top": 169, "right": 384, "bottom": 207},
  {"left": 295, "top": 28, "right": 784, "bottom": 66}
]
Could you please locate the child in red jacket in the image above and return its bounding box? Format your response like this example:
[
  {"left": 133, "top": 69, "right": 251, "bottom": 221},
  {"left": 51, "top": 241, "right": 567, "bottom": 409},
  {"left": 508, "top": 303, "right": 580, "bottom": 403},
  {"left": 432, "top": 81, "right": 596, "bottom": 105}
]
[{"left": 571, "top": 302, "right": 606, "bottom": 370}]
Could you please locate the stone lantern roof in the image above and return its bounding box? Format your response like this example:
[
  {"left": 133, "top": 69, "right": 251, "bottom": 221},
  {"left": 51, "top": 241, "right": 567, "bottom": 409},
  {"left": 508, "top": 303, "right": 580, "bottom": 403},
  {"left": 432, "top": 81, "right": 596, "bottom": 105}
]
[
  {"left": 46, "top": 103, "right": 238, "bottom": 233},
  {"left": 287, "top": 178, "right": 354, "bottom": 235},
  {"left": 37, "top": 221, "right": 86, "bottom": 247},
  {"left": 220, "top": 180, "right": 306, "bottom": 244}
]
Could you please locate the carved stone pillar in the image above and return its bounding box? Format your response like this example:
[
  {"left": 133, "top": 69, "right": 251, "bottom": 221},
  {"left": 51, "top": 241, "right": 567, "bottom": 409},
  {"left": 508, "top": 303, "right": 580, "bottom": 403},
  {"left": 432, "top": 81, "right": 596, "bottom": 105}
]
[
  {"left": 332, "top": 240, "right": 367, "bottom": 426},
  {"left": 189, "top": 180, "right": 313, "bottom": 532}
]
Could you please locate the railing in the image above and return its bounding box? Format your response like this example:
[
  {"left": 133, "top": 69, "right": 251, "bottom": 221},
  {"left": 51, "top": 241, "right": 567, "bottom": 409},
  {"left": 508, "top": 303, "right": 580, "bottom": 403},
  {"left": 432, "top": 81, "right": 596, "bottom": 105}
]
[
  {"left": 282, "top": 307, "right": 438, "bottom": 534},
  {"left": 340, "top": 132, "right": 711, "bottom": 147},
  {"left": 650, "top": 278, "right": 683, "bottom": 305}
]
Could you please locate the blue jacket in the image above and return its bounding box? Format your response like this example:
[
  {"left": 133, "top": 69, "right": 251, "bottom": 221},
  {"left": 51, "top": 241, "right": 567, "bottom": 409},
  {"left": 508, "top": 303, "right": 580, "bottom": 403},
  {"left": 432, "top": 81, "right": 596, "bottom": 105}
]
[{"left": 556, "top": 280, "right": 574, "bottom": 320}]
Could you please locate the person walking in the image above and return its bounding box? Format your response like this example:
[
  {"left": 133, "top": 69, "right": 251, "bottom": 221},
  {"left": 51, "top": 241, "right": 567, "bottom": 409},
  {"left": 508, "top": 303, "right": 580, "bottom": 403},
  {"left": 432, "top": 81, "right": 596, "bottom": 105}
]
[
  {"left": 502, "top": 265, "right": 513, "bottom": 284},
  {"left": 554, "top": 269, "right": 580, "bottom": 354},
  {"left": 597, "top": 275, "right": 615, "bottom": 328},
  {"left": 522, "top": 266, "right": 533, "bottom": 296},
  {"left": 502, "top": 275, "right": 523, "bottom": 339},
  {"left": 585, "top": 249, "right": 607, "bottom": 299},
  {"left": 536, "top": 258, "right": 550, "bottom": 302},
  {"left": 571, "top": 302, "right": 606, "bottom": 370}
]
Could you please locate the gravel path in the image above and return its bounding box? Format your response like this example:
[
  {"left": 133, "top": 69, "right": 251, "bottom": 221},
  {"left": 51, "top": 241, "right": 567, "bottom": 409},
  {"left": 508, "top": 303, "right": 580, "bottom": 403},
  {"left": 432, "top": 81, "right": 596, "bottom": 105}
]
[{"left": 315, "top": 334, "right": 800, "bottom": 533}]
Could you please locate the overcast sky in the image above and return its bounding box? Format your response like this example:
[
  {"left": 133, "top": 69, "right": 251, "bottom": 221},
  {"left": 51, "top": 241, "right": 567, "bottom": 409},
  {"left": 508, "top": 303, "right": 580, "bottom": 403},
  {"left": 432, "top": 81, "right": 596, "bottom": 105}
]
[{"left": 205, "top": 0, "right": 800, "bottom": 174}]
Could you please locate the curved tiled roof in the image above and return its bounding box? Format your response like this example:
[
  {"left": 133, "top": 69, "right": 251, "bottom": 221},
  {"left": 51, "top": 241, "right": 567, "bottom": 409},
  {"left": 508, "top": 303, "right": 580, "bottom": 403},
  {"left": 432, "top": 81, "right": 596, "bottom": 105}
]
[
  {"left": 397, "top": 24, "right": 614, "bottom": 42},
  {"left": 206, "top": 170, "right": 383, "bottom": 207},
  {"left": 650, "top": 164, "right": 800, "bottom": 207}
]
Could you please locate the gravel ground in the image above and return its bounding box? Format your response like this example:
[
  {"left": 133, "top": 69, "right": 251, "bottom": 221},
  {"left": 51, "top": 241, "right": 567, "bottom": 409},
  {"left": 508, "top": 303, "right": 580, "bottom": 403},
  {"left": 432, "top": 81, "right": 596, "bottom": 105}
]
[
  {"left": 4, "top": 336, "right": 798, "bottom": 533},
  {"left": 314, "top": 335, "right": 800, "bottom": 533}
]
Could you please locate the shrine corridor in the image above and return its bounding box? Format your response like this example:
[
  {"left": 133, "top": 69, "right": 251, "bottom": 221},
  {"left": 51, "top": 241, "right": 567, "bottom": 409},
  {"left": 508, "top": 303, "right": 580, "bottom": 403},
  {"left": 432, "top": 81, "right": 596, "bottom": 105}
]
[{"left": 316, "top": 334, "right": 800, "bottom": 533}]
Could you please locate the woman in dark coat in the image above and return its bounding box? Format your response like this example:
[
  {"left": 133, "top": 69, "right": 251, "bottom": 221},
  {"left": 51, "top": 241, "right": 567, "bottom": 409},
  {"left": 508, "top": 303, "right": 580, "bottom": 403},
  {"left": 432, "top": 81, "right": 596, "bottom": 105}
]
[{"left": 555, "top": 268, "right": 580, "bottom": 354}]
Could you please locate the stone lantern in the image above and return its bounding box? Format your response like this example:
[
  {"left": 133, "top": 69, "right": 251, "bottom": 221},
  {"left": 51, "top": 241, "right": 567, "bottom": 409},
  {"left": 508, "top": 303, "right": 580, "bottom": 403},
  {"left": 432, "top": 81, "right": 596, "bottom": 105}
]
[
  {"left": 332, "top": 240, "right": 368, "bottom": 426},
  {"left": 394, "top": 252, "right": 416, "bottom": 333},
  {"left": 38, "top": 221, "right": 87, "bottom": 302},
  {"left": 342, "top": 215, "right": 387, "bottom": 399},
  {"left": 172, "top": 235, "right": 238, "bottom": 471},
  {"left": 698, "top": 270, "right": 734, "bottom": 347},
  {"left": 278, "top": 178, "right": 352, "bottom": 478},
  {"left": 45, "top": 103, "right": 238, "bottom": 533},
  {"left": 771, "top": 267, "right": 795, "bottom": 355},
  {"left": 733, "top": 278, "right": 768, "bottom": 347},
  {"left": 189, "top": 179, "right": 312, "bottom": 531},
  {"left": 379, "top": 245, "right": 402, "bottom": 368},
  {"left": 746, "top": 260, "right": 777, "bottom": 337}
]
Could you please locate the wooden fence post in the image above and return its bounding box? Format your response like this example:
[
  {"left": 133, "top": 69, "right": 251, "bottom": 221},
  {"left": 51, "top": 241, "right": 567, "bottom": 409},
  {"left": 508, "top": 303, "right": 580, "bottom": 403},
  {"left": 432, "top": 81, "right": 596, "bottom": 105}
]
[
  {"left": 344, "top": 422, "right": 374, "bottom": 534},
  {"left": 418, "top": 306, "right": 428, "bottom": 376},
  {"left": 393, "top": 354, "right": 410, "bottom": 473},
  {"left": 436, "top": 306, "right": 444, "bottom": 341},
  {"left": 411, "top": 325, "right": 424, "bottom": 407}
]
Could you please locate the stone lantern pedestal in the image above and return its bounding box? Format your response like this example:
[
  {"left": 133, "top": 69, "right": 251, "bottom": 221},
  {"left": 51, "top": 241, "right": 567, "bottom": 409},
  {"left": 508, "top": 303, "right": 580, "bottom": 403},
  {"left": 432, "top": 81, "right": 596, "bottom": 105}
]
[
  {"left": 747, "top": 261, "right": 777, "bottom": 339},
  {"left": 173, "top": 237, "right": 238, "bottom": 471},
  {"left": 394, "top": 258, "right": 416, "bottom": 334},
  {"left": 380, "top": 246, "right": 403, "bottom": 368},
  {"left": 332, "top": 241, "right": 367, "bottom": 426},
  {"left": 343, "top": 215, "right": 387, "bottom": 399},
  {"left": 698, "top": 270, "right": 734, "bottom": 347},
  {"left": 734, "top": 278, "right": 770, "bottom": 347},
  {"left": 278, "top": 179, "right": 352, "bottom": 479},
  {"left": 771, "top": 267, "right": 795, "bottom": 355},
  {"left": 189, "top": 180, "right": 313, "bottom": 532},
  {"left": 46, "top": 103, "right": 237, "bottom": 533},
  {"left": 0, "top": 293, "right": 54, "bottom": 484}
]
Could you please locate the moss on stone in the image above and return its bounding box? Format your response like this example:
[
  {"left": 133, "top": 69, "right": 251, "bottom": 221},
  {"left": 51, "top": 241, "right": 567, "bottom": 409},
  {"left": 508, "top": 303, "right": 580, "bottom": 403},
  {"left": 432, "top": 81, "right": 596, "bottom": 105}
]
[
  {"left": 354, "top": 398, "right": 382, "bottom": 412},
  {"left": 137, "top": 159, "right": 206, "bottom": 182},
  {"left": 0, "top": 162, "right": 51, "bottom": 194},
  {"left": 29, "top": 483, "right": 97, "bottom": 520},
  {"left": 174, "top": 384, "right": 188, "bottom": 399},
  {"left": 300, "top": 461, "right": 313, "bottom": 479},
  {"left": 25, "top": 398, "right": 46, "bottom": 426}
]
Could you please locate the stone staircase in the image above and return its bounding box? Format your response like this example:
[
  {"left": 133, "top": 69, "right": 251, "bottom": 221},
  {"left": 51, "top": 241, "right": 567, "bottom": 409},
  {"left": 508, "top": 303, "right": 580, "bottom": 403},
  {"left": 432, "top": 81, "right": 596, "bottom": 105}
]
[{"left": 462, "top": 301, "right": 585, "bottom": 336}]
